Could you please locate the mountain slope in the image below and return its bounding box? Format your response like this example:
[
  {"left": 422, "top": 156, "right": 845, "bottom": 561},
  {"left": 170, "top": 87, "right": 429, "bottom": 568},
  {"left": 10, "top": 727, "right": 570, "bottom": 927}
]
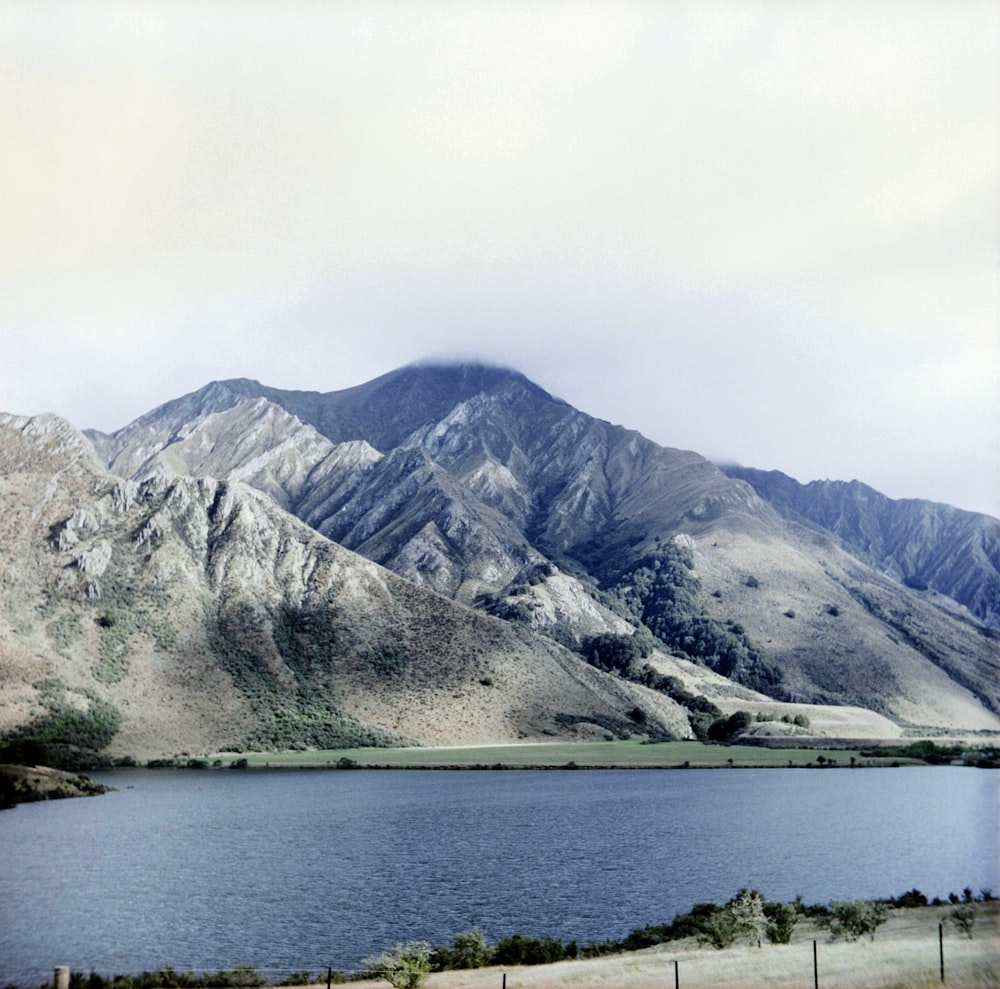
[
  {"left": 0, "top": 412, "right": 691, "bottom": 763},
  {"left": 76, "top": 363, "right": 1000, "bottom": 734},
  {"left": 721, "top": 466, "right": 1000, "bottom": 628}
]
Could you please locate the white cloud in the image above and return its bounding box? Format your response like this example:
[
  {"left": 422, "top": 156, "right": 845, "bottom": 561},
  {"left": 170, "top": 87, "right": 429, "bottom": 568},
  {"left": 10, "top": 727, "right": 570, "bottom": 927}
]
[{"left": 1, "top": 1, "right": 997, "bottom": 516}]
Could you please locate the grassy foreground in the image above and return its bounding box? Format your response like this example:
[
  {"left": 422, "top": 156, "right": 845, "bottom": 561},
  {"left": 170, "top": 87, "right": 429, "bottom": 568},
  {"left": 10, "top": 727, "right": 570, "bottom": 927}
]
[
  {"left": 317, "top": 904, "right": 1000, "bottom": 989},
  {"left": 217, "top": 740, "right": 921, "bottom": 770}
]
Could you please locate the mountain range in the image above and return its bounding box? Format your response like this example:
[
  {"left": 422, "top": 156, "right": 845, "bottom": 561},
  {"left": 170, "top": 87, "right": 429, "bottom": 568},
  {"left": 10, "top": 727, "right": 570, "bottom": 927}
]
[{"left": 1, "top": 362, "right": 997, "bottom": 763}]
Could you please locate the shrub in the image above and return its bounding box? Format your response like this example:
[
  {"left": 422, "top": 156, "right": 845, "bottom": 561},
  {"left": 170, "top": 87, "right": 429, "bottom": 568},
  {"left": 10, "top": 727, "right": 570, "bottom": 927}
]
[
  {"left": 431, "top": 929, "right": 492, "bottom": 970},
  {"left": 697, "top": 910, "right": 736, "bottom": 949},
  {"left": 765, "top": 901, "right": 798, "bottom": 944},
  {"left": 892, "top": 888, "right": 928, "bottom": 908},
  {"left": 492, "top": 934, "right": 568, "bottom": 966},
  {"left": 950, "top": 903, "right": 977, "bottom": 938},
  {"left": 707, "top": 710, "right": 754, "bottom": 741},
  {"left": 363, "top": 941, "right": 432, "bottom": 989},
  {"left": 825, "top": 900, "right": 887, "bottom": 941}
]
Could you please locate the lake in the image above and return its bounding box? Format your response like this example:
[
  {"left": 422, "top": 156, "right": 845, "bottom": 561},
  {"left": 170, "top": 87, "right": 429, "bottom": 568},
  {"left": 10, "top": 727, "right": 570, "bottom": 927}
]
[{"left": 0, "top": 767, "right": 996, "bottom": 985}]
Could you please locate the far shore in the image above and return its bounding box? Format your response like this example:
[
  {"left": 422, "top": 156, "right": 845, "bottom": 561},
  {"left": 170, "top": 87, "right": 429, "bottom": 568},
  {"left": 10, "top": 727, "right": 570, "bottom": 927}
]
[{"left": 188, "top": 738, "right": 945, "bottom": 771}]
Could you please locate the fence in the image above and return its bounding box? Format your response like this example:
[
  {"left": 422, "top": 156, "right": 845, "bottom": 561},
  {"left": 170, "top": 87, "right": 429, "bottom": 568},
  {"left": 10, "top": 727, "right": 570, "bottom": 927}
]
[{"left": 45, "top": 923, "right": 984, "bottom": 989}]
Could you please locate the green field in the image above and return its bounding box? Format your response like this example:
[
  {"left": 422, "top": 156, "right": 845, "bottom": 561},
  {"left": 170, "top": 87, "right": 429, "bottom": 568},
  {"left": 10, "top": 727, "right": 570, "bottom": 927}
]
[{"left": 217, "top": 740, "right": 921, "bottom": 770}]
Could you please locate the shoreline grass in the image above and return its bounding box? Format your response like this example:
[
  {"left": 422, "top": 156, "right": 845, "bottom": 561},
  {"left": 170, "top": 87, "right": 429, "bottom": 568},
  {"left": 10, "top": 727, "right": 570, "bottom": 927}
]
[
  {"left": 206, "top": 739, "right": 924, "bottom": 770},
  {"left": 311, "top": 903, "right": 1000, "bottom": 989}
]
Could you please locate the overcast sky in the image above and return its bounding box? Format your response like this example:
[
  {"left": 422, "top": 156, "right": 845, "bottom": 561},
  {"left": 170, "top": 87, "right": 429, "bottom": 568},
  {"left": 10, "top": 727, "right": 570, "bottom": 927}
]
[{"left": 2, "top": 1, "right": 997, "bottom": 517}]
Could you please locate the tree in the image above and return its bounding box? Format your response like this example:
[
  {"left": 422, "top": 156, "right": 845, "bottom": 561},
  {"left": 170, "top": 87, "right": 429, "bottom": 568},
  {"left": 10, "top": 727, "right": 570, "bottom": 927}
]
[
  {"left": 449, "top": 929, "right": 492, "bottom": 969},
  {"left": 729, "top": 889, "right": 767, "bottom": 947},
  {"left": 363, "top": 941, "right": 432, "bottom": 989},
  {"left": 826, "top": 900, "right": 887, "bottom": 941},
  {"left": 696, "top": 910, "right": 736, "bottom": 949},
  {"left": 765, "top": 901, "right": 798, "bottom": 944}
]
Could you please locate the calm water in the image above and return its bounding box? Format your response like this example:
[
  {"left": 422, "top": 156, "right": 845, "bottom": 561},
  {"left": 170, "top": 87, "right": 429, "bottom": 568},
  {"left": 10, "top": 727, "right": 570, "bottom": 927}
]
[{"left": 0, "top": 767, "right": 996, "bottom": 984}]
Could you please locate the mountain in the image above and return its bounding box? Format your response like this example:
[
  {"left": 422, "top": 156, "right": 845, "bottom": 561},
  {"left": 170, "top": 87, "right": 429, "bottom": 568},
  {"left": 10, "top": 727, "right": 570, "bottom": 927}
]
[
  {"left": 0, "top": 411, "right": 692, "bottom": 764},
  {"left": 3, "top": 363, "right": 998, "bottom": 763},
  {"left": 721, "top": 466, "right": 1000, "bottom": 629}
]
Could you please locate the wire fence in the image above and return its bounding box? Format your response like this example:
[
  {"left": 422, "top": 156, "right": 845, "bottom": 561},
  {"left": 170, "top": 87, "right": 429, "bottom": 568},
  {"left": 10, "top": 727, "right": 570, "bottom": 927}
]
[{"left": 31, "top": 921, "right": 989, "bottom": 989}]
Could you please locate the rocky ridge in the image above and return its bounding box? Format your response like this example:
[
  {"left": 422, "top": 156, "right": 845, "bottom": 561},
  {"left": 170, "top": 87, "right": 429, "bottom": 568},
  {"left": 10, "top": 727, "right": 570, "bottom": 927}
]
[
  {"left": 2, "top": 364, "right": 998, "bottom": 762},
  {"left": 721, "top": 466, "right": 1000, "bottom": 629},
  {"left": 1, "top": 410, "right": 690, "bottom": 762}
]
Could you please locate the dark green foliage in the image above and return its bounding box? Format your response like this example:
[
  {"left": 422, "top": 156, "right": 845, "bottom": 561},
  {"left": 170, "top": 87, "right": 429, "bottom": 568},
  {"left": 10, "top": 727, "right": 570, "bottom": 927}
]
[
  {"left": 0, "top": 737, "right": 52, "bottom": 767},
  {"left": 429, "top": 930, "right": 492, "bottom": 971},
  {"left": 0, "top": 771, "right": 19, "bottom": 809},
  {"left": 891, "top": 888, "right": 928, "bottom": 908},
  {"left": 860, "top": 741, "right": 999, "bottom": 767},
  {"left": 0, "top": 682, "right": 121, "bottom": 769},
  {"left": 696, "top": 910, "right": 737, "bottom": 949},
  {"left": 707, "top": 710, "right": 754, "bottom": 741},
  {"left": 606, "top": 545, "right": 783, "bottom": 696},
  {"left": 492, "top": 934, "right": 569, "bottom": 966},
  {"left": 60, "top": 967, "right": 265, "bottom": 989},
  {"left": 579, "top": 628, "right": 723, "bottom": 737},
  {"left": 764, "top": 901, "right": 798, "bottom": 943},
  {"left": 206, "top": 600, "right": 411, "bottom": 751}
]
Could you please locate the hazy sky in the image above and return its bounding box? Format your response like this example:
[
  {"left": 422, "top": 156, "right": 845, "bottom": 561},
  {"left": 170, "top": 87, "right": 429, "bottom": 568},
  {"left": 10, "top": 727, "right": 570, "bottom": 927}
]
[{"left": 2, "top": 1, "right": 998, "bottom": 517}]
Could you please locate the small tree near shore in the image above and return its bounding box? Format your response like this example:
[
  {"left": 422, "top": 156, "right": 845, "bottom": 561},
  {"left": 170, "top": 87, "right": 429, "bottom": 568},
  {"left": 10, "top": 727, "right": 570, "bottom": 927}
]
[
  {"left": 825, "top": 900, "right": 888, "bottom": 941},
  {"left": 363, "top": 941, "right": 432, "bottom": 989},
  {"left": 729, "top": 889, "right": 768, "bottom": 946}
]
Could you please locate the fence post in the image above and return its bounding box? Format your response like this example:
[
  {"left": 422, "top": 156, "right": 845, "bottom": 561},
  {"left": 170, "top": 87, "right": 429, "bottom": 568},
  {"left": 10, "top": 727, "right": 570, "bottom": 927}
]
[
  {"left": 813, "top": 939, "right": 819, "bottom": 989},
  {"left": 939, "top": 923, "right": 945, "bottom": 982},
  {"left": 53, "top": 968, "right": 69, "bottom": 989},
  {"left": 674, "top": 958, "right": 679, "bottom": 989}
]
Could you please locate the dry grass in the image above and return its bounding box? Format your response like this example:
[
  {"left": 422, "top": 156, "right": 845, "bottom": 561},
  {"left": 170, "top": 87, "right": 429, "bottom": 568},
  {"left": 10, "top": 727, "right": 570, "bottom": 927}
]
[{"left": 303, "top": 905, "right": 999, "bottom": 989}]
